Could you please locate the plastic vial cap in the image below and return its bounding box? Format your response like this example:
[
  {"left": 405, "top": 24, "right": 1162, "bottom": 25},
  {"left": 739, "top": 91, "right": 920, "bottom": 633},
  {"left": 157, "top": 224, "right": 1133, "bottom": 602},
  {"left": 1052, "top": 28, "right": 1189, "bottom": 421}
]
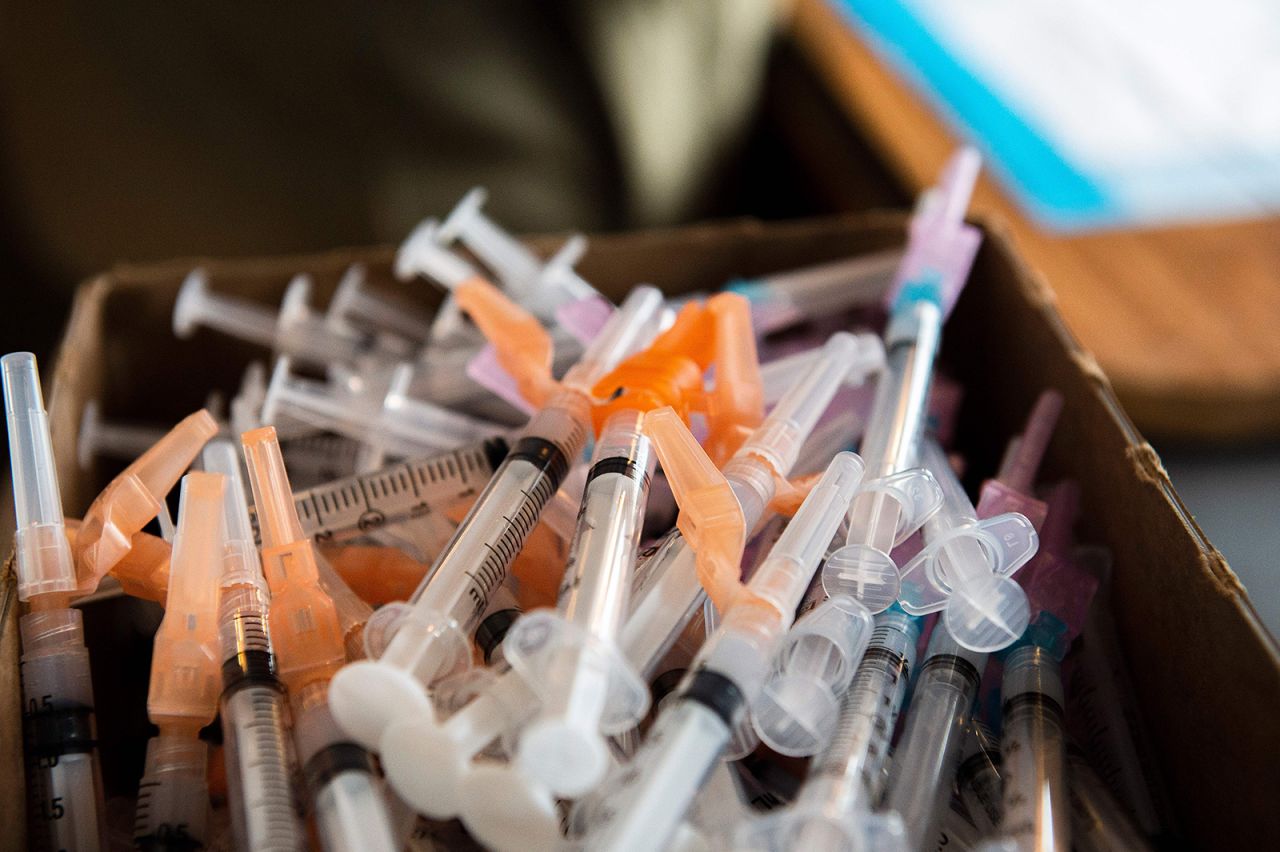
[{"left": 3, "top": 352, "right": 77, "bottom": 601}]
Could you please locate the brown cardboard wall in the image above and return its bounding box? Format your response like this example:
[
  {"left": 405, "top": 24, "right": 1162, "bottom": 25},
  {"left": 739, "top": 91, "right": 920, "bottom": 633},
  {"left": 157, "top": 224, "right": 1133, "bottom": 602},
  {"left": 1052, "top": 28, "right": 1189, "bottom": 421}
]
[{"left": 5, "top": 213, "right": 1279, "bottom": 848}]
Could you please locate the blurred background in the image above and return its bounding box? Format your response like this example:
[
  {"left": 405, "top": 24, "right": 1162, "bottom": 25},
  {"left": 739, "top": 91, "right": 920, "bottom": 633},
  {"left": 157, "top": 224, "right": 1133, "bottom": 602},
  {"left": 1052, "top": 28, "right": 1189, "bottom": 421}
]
[{"left": 0, "top": 0, "right": 1276, "bottom": 634}]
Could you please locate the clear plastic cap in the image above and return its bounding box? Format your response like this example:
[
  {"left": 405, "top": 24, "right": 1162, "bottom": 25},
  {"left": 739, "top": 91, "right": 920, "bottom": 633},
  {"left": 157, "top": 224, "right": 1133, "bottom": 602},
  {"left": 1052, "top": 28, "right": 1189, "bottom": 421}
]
[
  {"left": 3, "top": 353, "right": 76, "bottom": 601},
  {"left": 753, "top": 594, "right": 874, "bottom": 756}
]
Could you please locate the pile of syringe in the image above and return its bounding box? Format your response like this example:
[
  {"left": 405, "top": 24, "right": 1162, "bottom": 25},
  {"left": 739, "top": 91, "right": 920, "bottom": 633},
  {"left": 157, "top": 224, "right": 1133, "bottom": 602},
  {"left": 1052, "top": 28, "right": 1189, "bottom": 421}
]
[{"left": 6, "top": 151, "right": 1171, "bottom": 852}]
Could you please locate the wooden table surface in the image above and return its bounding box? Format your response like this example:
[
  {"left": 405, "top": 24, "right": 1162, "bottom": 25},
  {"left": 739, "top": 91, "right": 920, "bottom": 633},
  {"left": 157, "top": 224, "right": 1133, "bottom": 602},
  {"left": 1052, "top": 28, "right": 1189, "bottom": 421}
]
[{"left": 791, "top": 0, "right": 1280, "bottom": 440}]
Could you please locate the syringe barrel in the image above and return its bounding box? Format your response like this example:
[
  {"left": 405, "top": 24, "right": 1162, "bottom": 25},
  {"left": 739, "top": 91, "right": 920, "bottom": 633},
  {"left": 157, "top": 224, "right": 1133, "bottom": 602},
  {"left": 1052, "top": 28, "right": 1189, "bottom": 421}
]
[
  {"left": 859, "top": 298, "right": 941, "bottom": 479},
  {"left": 749, "top": 452, "right": 864, "bottom": 615},
  {"left": 220, "top": 681, "right": 304, "bottom": 852},
  {"left": 1067, "top": 747, "right": 1154, "bottom": 852},
  {"left": 133, "top": 735, "right": 210, "bottom": 850},
  {"left": 294, "top": 690, "right": 400, "bottom": 852},
  {"left": 731, "top": 332, "right": 859, "bottom": 477},
  {"left": 807, "top": 609, "right": 919, "bottom": 812},
  {"left": 882, "top": 623, "right": 987, "bottom": 850},
  {"left": 411, "top": 390, "right": 590, "bottom": 633},
  {"left": 559, "top": 408, "right": 654, "bottom": 638},
  {"left": 20, "top": 609, "right": 107, "bottom": 852},
  {"left": 582, "top": 700, "right": 731, "bottom": 852},
  {"left": 1000, "top": 645, "right": 1071, "bottom": 852},
  {"left": 313, "top": 770, "right": 401, "bottom": 852}
]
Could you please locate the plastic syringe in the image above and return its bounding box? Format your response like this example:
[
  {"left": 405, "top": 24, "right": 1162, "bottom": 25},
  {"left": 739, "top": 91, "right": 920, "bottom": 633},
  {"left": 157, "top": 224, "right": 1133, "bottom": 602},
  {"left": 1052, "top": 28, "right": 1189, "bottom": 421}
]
[
  {"left": 501, "top": 408, "right": 657, "bottom": 796},
  {"left": 73, "top": 407, "right": 218, "bottom": 593},
  {"left": 881, "top": 619, "right": 990, "bottom": 851},
  {"left": 327, "top": 263, "right": 434, "bottom": 345},
  {"left": 1066, "top": 745, "right": 1154, "bottom": 852},
  {"left": 726, "top": 246, "right": 904, "bottom": 335},
  {"left": 174, "top": 270, "right": 413, "bottom": 368},
  {"left": 435, "top": 188, "right": 599, "bottom": 316},
  {"left": 133, "top": 471, "right": 225, "bottom": 851},
  {"left": 247, "top": 436, "right": 505, "bottom": 545},
  {"left": 580, "top": 452, "right": 866, "bottom": 852},
  {"left": 4, "top": 352, "right": 109, "bottom": 852},
  {"left": 202, "top": 439, "right": 306, "bottom": 852},
  {"left": 736, "top": 607, "right": 921, "bottom": 852},
  {"left": 329, "top": 285, "right": 663, "bottom": 750},
  {"left": 898, "top": 438, "right": 1039, "bottom": 653},
  {"left": 242, "top": 427, "right": 400, "bottom": 852},
  {"left": 261, "top": 358, "right": 504, "bottom": 459},
  {"left": 824, "top": 148, "right": 982, "bottom": 614},
  {"left": 996, "top": 641, "right": 1071, "bottom": 852}
]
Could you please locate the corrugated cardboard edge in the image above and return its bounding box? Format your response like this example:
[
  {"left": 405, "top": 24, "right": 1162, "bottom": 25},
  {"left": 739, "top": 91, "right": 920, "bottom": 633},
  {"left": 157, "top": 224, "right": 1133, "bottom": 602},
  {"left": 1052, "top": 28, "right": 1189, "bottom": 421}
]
[{"left": 0, "top": 563, "right": 23, "bottom": 852}]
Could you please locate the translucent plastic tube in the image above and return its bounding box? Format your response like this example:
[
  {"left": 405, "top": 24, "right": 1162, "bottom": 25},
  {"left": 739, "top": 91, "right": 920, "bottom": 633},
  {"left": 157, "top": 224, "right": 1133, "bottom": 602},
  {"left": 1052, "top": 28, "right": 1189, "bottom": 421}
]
[
  {"left": 998, "top": 645, "right": 1071, "bottom": 852},
  {"left": 810, "top": 609, "right": 920, "bottom": 806},
  {"left": 882, "top": 621, "right": 989, "bottom": 851}
]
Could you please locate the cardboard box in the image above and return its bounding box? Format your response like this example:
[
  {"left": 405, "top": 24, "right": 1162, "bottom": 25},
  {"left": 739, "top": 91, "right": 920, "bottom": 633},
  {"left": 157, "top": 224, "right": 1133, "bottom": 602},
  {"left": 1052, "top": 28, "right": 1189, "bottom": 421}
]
[{"left": 3, "top": 213, "right": 1278, "bottom": 849}]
